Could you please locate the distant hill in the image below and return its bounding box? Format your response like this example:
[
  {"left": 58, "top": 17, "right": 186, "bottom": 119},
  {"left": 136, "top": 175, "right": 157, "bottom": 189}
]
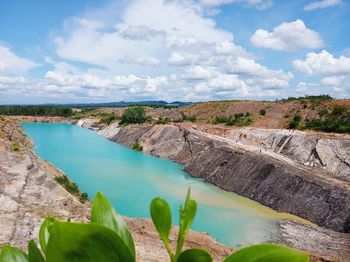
[{"left": 61, "top": 101, "right": 194, "bottom": 108}]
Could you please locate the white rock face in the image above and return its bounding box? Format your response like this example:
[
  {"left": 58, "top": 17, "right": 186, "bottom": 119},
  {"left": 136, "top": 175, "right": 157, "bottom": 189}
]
[
  {"left": 0, "top": 147, "right": 88, "bottom": 250},
  {"left": 97, "top": 122, "right": 120, "bottom": 139},
  {"left": 226, "top": 128, "right": 350, "bottom": 182},
  {"left": 76, "top": 118, "right": 100, "bottom": 131}
]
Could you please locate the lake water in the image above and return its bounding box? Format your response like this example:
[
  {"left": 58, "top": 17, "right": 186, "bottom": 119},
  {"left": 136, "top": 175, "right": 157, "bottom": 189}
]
[{"left": 22, "top": 122, "right": 292, "bottom": 247}]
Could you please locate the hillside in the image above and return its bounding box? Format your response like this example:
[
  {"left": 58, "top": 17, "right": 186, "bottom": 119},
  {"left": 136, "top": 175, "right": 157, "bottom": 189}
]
[{"left": 85, "top": 97, "right": 350, "bottom": 133}]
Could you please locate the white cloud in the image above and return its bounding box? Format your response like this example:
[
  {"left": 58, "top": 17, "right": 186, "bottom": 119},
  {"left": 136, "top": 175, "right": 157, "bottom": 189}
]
[
  {"left": 208, "top": 74, "right": 247, "bottom": 90},
  {"left": 168, "top": 52, "right": 196, "bottom": 66},
  {"left": 226, "top": 57, "right": 293, "bottom": 89},
  {"left": 119, "top": 56, "right": 161, "bottom": 66},
  {"left": 293, "top": 50, "right": 350, "bottom": 75},
  {"left": 321, "top": 75, "right": 344, "bottom": 86},
  {"left": 182, "top": 66, "right": 216, "bottom": 80},
  {"left": 1, "top": 0, "right": 300, "bottom": 102},
  {"left": 320, "top": 75, "right": 350, "bottom": 93},
  {"left": 296, "top": 82, "right": 319, "bottom": 93},
  {"left": 0, "top": 76, "right": 26, "bottom": 90},
  {"left": 250, "top": 19, "right": 323, "bottom": 51},
  {"left": 118, "top": 25, "right": 165, "bottom": 40},
  {"left": 303, "top": 0, "right": 342, "bottom": 11},
  {"left": 0, "top": 45, "right": 39, "bottom": 74},
  {"left": 294, "top": 50, "right": 350, "bottom": 95},
  {"left": 54, "top": 0, "right": 234, "bottom": 71},
  {"left": 199, "top": 0, "right": 273, "bottom": 10}
]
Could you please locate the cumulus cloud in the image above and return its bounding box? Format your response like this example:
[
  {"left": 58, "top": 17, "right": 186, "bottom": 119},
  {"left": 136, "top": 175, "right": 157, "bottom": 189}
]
[
  {"left": 182, "top": 66, "right": 216, "bottom": 80},
  {"left": 119, "top": 56, "right": 161, "bottom": 66},
  {"left": 0, "top": 45, "right": 39, "bottom": 74},
  {"left": 294, "top": 50, "right": 350, "bottom": 95},
  {"left": 303, "top": 0, "right": 342, "bottom": 11},
  {"left": 118, "top": 25, "right": 165, "bottom": 40},
  {"left": 296, "top": 82, "right": 320, "bottom": 93},
  {"left": 250, "top": 19, "right": 323, "bottom": 51},
  {"left": 168, "top": 52, "right": 196, "bottom": 66},
  {"left": 54, "top": 0, "right": 234, "bottom": 71},
  {"left": 226, "top": 57, "right": 293, "bottom": 89},
  {"left": 1, "top": 0, "right": 298, "bottom": 102},
  {"left": 293, "top": 50, "right": 350, "bottom": 75},
  {"left": 199, "top": 0, "right": 273, "bottom": 10}
]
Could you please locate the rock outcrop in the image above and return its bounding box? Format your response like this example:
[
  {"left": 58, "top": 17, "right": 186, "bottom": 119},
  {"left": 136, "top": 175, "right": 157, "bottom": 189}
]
[
  {"left": 279, "top": 220, "right": 350, "bottom": 262},
  {"left": 224, "top": 128, "right": 350, "bottom": 182}
]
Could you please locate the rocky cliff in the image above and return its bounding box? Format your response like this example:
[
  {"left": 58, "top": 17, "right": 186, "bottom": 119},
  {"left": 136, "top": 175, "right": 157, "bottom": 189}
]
[
  {"left": 86, "top": 122, "right": 350, "bottom": 234},
  {"left": 224, "top": 128, "right": 350, "bottom": 182}
]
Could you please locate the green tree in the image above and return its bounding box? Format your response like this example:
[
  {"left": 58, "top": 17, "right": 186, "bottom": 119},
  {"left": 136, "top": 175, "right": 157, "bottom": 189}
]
[{"left": 120, "top": 107, "right": 149, "bottom": 125}]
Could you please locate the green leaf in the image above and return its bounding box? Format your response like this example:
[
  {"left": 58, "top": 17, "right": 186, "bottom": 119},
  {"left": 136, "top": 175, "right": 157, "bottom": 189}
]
[
  {"left": 28, "top": 240, "right": 45, "bottom": 262},
  {"left": 91, "top": 192, "right": 135, "bottom": 257},
  {"left": 175, "top": 188, "right": 197, "bottom": 258},
  {"left": 223, "top": 244, "right": 310, "bottom": 262},
  {"left": 177, "top": 248, "right": 213, "bottom": 262},
  {"left": 0, "top": 245, "right": 28, "bottom": 262},
  {"left": 39, "top": 217, "right": 55, "bottom": 254},
  {"left": 46, "top": 221, "right": 134, "bottom": 262},
  {"left": 150, "top": 197, "right": 173, "bottom": 258},
  {"left": 150, "top": 197, "right": 172, "bottom": 243}
]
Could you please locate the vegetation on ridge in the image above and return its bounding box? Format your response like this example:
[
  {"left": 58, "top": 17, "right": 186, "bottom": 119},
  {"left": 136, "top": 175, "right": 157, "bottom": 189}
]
[
  {"left": 98, "top": 113, "right": 120, "bottom": 125},
  {"left": 120, "top": 106, "right": 150, "bottom": 125},
  {"left": 0, "top": 106, "right": 73, "bottom": 117},
  {"left": 0, "top": 190, "right": 309, "bottom": 262},
  {"left": 304, "top": 105, "right": 350, "bottom": 133},
  {"left": 131, "top": 139, "right": 143, "bottom": 151},
  {"left": 54, "top": 175, "right": 88, "bottom": 203},
  {"left": 277, "top": 95, "right": 333, "bottom": 104},
  {"left": 212, "top": 112, "right": 254, "bottom": 126}
]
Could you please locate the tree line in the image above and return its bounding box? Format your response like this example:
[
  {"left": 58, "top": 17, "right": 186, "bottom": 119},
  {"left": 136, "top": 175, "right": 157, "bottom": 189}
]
[{"left": 0, "top": 106, "right": 73, "bottom": 117}]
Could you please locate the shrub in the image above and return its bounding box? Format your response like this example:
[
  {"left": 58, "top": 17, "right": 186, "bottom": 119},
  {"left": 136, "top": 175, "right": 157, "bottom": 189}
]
[
  {"left": 305, "top": 105, "right": 350, "bottom": 133},
  {"left": 54, "top": 176, "right": 79, "bottom": 194},
  {"left": 156, "top": 117, "right": 171, "bottom": 125},
  {"left": 212, "top": 116, "right": 231, "bottom": 124},
  {"left": 182, "top": 115, "right": 197, "bottom": 122},
  {"left": 99, "top": 114, "right": 120, "bottom": 125},
  {"left": 278, "top": 95, "right": 333, "bottom": 105},
  {"left": 0, "top": 191, "right": 310, "bottom": 262},
  {"left": 120, "top": 107, "right": 149, "bottom": 125},
  {"left": 11, "top": 142, "right": 20, "bottom": 152},
  {"left": 174, "top": 115, "right": 196, "bottom": 123},
  {"left": 213, "top": 112, "right": 254, "bottom": 126},
  {"left": 288, "top": 114, "right": 302, "bottom": 129},
  {"left": 259, "top": 109, "right": 266, "bottom": 116},
  {"left": 131, "top": 139, "right": 143, "bottom": 151},
  {"left": 79, "top": 192, "right": 89, "bottom": 203}
]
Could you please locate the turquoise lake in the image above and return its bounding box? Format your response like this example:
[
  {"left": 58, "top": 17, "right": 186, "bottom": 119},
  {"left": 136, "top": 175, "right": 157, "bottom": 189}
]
[{"left": 22, "top": 122, "right": 289, "bottom": 247}]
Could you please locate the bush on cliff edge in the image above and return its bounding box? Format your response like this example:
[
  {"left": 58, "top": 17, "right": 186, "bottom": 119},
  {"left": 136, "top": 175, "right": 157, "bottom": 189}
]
[{"left": 120, "top": 106, "right": 149, "bottom": 125}]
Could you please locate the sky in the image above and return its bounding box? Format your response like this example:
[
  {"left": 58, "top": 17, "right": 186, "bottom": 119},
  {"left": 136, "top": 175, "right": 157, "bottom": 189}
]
[{"left": 0, "top": 0, "right": 349, "bottom": 104}]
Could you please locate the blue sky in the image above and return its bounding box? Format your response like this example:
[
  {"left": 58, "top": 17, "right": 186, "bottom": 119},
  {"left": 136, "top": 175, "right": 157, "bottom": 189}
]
[{"left": 0, "top": 0, "right": 349, "bottom": 104}]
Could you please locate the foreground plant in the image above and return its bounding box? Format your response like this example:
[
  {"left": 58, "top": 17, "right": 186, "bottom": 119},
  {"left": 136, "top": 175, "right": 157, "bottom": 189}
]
[{"left": 0, "top": 190, "right": 309, "bottom": 262}]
